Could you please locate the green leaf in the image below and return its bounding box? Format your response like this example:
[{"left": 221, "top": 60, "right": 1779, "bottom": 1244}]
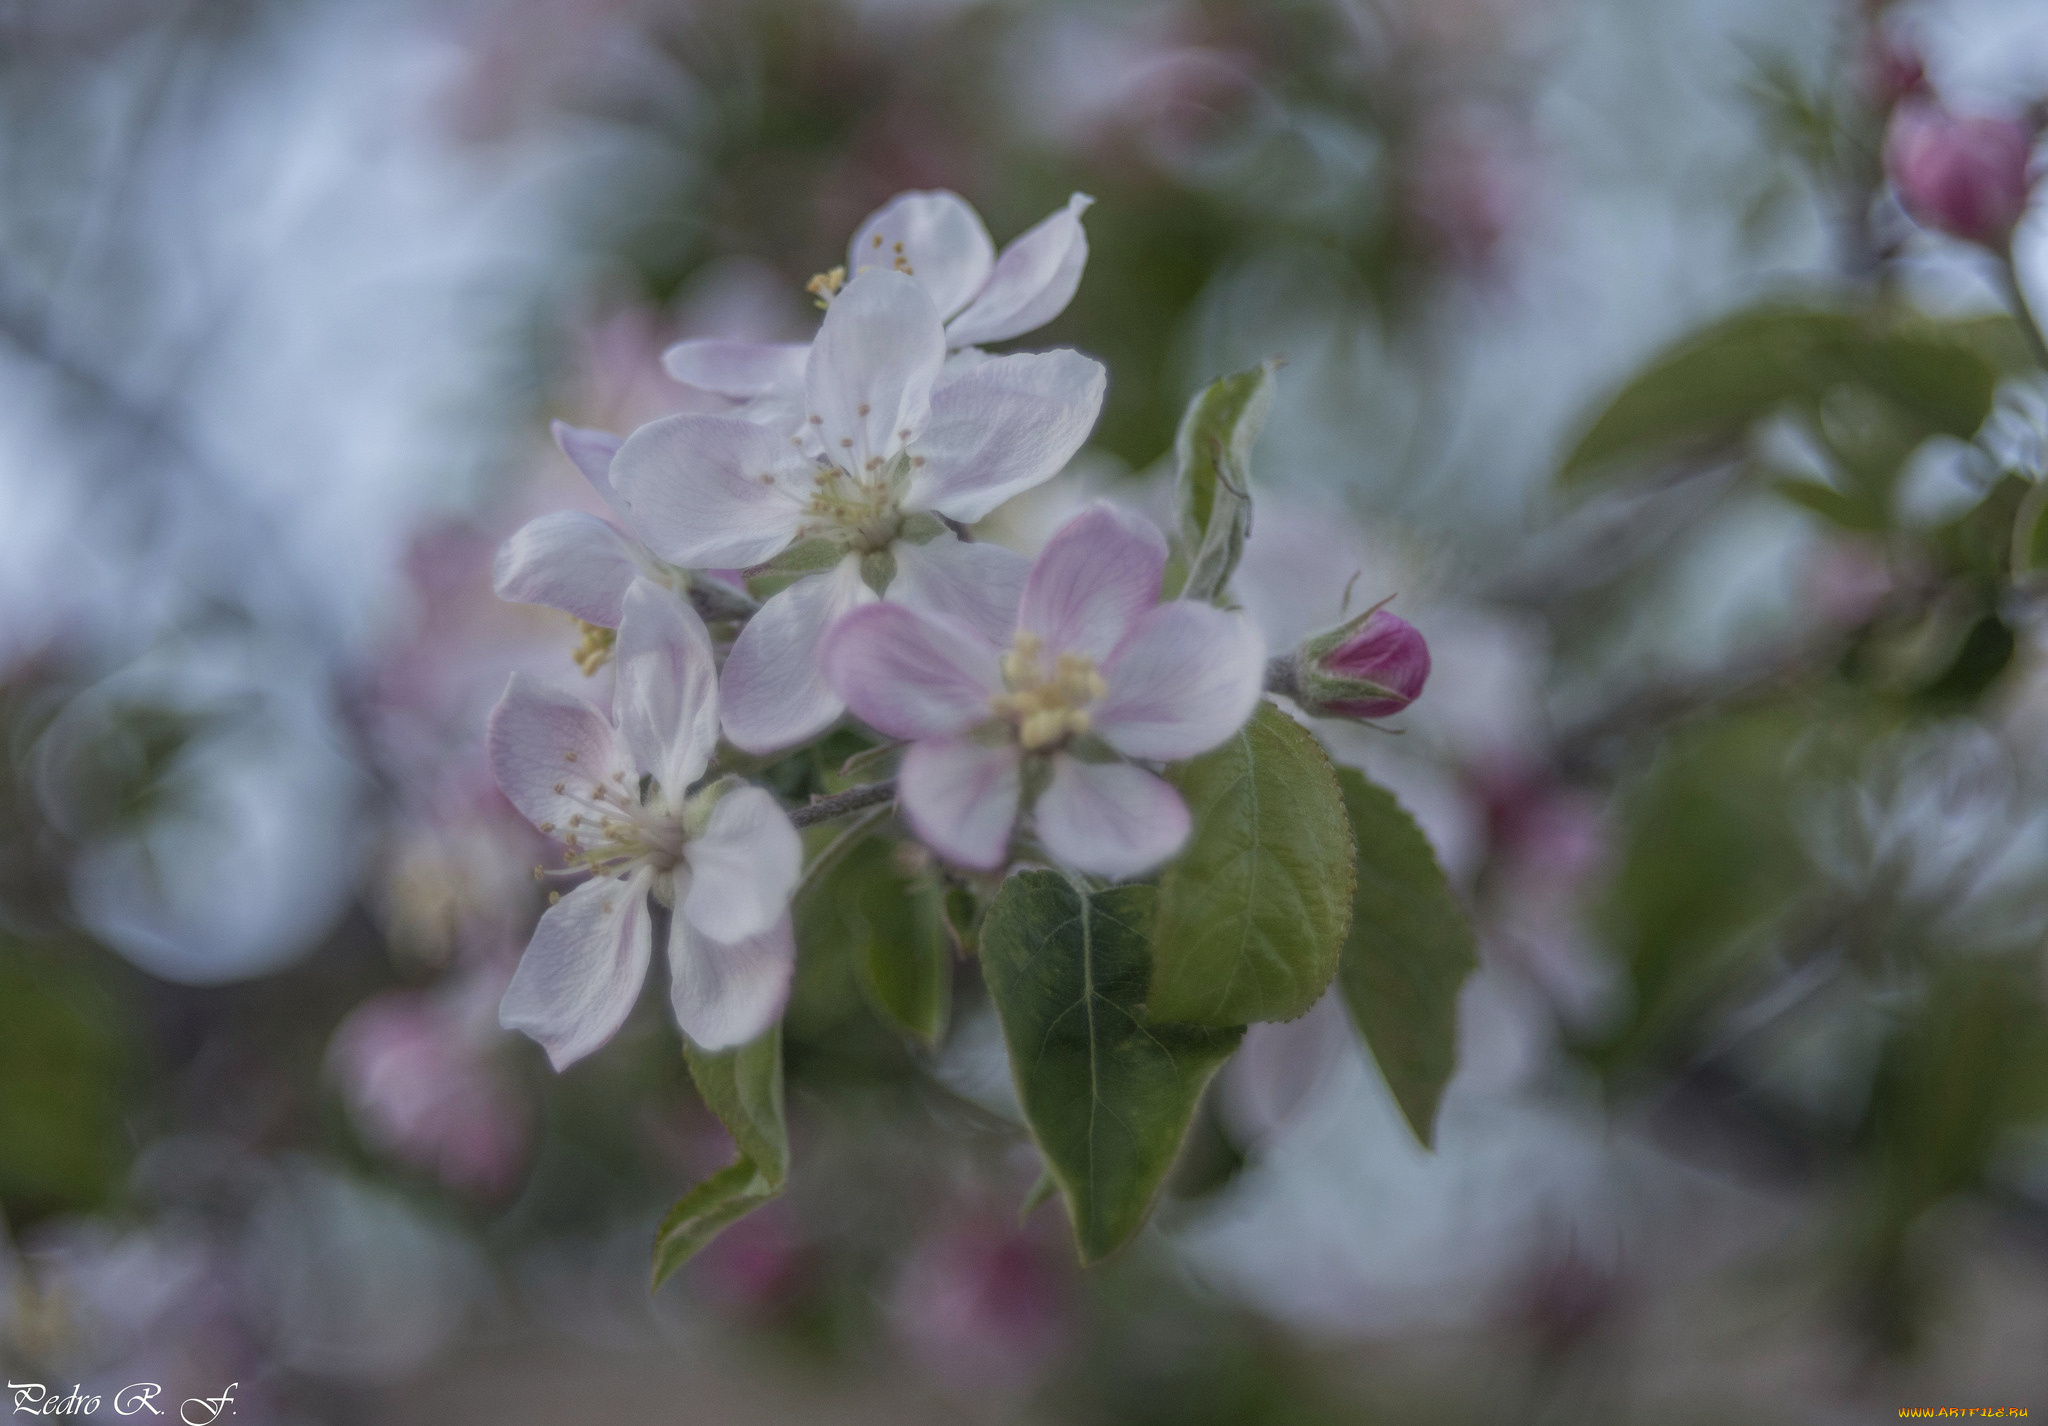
[
  {"left": 1173, "top": 361, "right": 1276, "bottom": 603},
  {"left": 1853, "top": 957, "right": 2048, "bottom": 1350},
  {"left": 1769, "top": 474, "right": 1887, "bottom": 532},
  {"left": 1588, "top": 706, "right": 1813, "bottom": 1075},
  {"left": 1150, "top": 702, "right": 1354, "bottom": 1026},
  {"left": 651, "top": 1161, "right": 780, "bottom": 1288},
  {"left": 681, "top": 1024, "right": 787, "bottom": 1181},
  {"left": 653, "top": 1023, "right": 787, "bottom": 1287},
  {"left": 799, "top": 834, "right": 951, "bottom": 1043},
  {"left": 980, "top": 872, "right": 1242, "bottom": 1263},
  {"left": 847, "top": 845, "right": 952, "bottom": 1045},
  {"left": 1332, "top": 770, "right": 1476, "bottom": 1149},
  {"left": 1558, "top": 306, "right": 1997, "bottom": 488}
]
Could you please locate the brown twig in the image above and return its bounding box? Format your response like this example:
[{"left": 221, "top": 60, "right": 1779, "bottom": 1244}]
[{"left": 789, "top": 779, "right": 896, "bottom": 828}]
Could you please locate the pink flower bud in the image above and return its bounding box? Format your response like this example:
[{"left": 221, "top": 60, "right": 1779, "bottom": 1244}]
[
  {"left": 1289, "top": 607, "right": 1431, "bottom": 721},
  {"left": 1885, "top": 102, "right": 2037, "bottom": 248}
]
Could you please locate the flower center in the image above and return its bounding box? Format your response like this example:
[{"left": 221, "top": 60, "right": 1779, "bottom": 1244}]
[
  {"left": 990, "top": 632, "right": 1105, "bottom": 752},
  {"left": 533, "top": 763, "right": 687, "bottom": 892},
  {"left": 800, "top": 463, "right": 910, "bottom": 553}
]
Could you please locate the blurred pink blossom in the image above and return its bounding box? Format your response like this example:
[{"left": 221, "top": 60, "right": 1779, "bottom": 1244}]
[
  {"left": 691, "top": 1204, "right": 810, "bottom": 1317},
  {"left": 1403, "top": 108, "right": 1538, "bottom": 273},
  {"left": 890, "top": 1214, "right": 1073, "bottom": 1399},
  {"left": 1885, "top": 101, "right": 2037, "bottom": 248},
  {"left": 329, "top": 970, "right": 531, "bottom": 1199}
]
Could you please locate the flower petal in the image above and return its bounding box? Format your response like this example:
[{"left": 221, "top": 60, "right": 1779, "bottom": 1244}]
[
  {"left": 492, "top": 511, "right": 641, "bottom": 627},
  {"left": 668, "top": 909, "right": 795, "bottom": 1052},
  {"left": 905, "top": 350, "right": 1106, "bottom": 525},
  {"left": 1035, "top": 756, "right": 1191, "bottom": 880},
  {"left": 499, "top": 869, "right": 653, "bottom": 1070},
  {"left": 1094, "top": 603, "right": 1266, "bottom": 760},
  {"left": 611, "top": 414, "right": 810, "bottom": 569},
  {"left": 806, "top": 269, "right": 946, "bottom": 473},
  {"left": 614, "top": 579, "right": 720, "bottom": 798},
  {"left": 719, "top": 555, "right": 878, "bottom": 753},
  {"left": 886, "top": 534, "right": 1027, "bottom": 643},
  {"left": 898, "top": 737, "right": 1021, "bottom": 871},
  {"left": 821, "top": 601, "right": 1002, "bottom": 740},
  {"left": 943, "top": 193, "right": 1093, "bottom": 348},
  {"left": 847, "top": 190, "right": 996, "bottom": 321},
  {"left": 1017, "top": 501, "right": 1168, "bottom": 663},
  {"left": 660, "top": 339, "right": 809, "bottom": 401},
  {"left": 681, "top": 784, "right": 802, "bottom": 943},
  {"left": 487, "top": 673, "right": 630, "bottom": 835},
  {"left": 551, "top": 420, "right": 624, "bottom": 504}
]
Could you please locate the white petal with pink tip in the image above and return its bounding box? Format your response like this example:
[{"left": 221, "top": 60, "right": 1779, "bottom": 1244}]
[
  {"left": 614, "top": 580, "right": 721, "bottom": 799},
  {"left": 1095, "top": 603, "right": 1267, "bottom": 761},
  {"left": 499, "top": 869, "right": 654, "bottom": 1070},
  {"left": 611, "top": 415, "right": 810, "bottom": 570},
  {"left": 944, "top": 193, "right": 1094, "bottom": 348},
  {"left": 1017, "top": 502, "right": 1168, "bottom": 662},
  {"left": 668, "top": 910, "right": 795, "bottom": 1052},
  {"left": 898, "top": 738, "right": 1023, "bottom": 871},
  {"left": 1035, "top": 757, "right": 1191, "bottom": 880},
  {"left": 906, "top": 351, "right": 1106, "bottom": 525},
  {"left": 806, "top": 270, "right": 946, "bottom": 473},
  {"left": 887, "top": 536, "right": 1029, "bottom": 644},
  {"left": 487, "top": 675, "right": 629, "bottom": 835},
  {"left": 823, "top": 601, "right": 1002, "bottom": 741},
  {"left": 682, "top": 785, "right": 804, "bottom": 944},
  {"left": 492, "top": 512, "right": 642, "bottom": 627},
  {"left": 848, "top": 190, "right": 995, "bottom": 320},
  {"left": 720, "top": 555, "right": 878, "bottom": 754}
]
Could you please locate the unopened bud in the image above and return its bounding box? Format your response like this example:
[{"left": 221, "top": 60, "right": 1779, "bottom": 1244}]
[
  {"left": 1885, "top": 102, "right": 2037, "bottom": 248},
  {"left": 1279, "top": 607, "right": 1431, "bottom": 721}
]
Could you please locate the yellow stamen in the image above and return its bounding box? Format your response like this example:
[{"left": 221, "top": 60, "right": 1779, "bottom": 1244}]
[
  {"left": 572, "top": 620, "right": 616, "bottom": 676},
  {"left": 991, "top": 635, "right": 1106, "bottom": 751},
  {"left": 806, "top": 266, "right": 847, "bottom": 308}
]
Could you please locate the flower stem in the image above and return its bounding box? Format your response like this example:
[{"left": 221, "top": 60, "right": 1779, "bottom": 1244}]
[
  {"left": 1999, "top": 245, "right": 2048, "bottom": 372},
  {"left": 789, "top": 779, "right": 897, "bottom": 828},
  {"left": 1263, "top": 654, "right": 1302, "bottom": 702}
]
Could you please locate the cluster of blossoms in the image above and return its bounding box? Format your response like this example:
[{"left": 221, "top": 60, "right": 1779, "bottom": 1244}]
[{"left": 487, "top": 190, "right": 1429, "bottom": 1064}]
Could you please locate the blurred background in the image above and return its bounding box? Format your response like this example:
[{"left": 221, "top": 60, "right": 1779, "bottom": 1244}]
[{"left": 3, "top": 0, "right": 2048, "bottom": 1420}]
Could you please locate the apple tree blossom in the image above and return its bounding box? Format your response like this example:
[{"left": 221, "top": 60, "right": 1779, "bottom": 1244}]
[{"left": 485, "top": 193, "right": 1464, "bottom": 1276}]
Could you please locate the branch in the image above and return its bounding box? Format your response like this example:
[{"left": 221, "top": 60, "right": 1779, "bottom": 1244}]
[{"left": 789, "top": 779, "right": 896, "bottom": 828}]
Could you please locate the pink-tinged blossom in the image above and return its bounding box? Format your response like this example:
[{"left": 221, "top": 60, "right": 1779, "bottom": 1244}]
[
  {"left": 328, "top": 976, "right": 530, "bottom": 1199},
  {"left": 660, "top": 189, "right": 1094, "bottom": 409},
  {"left": 1290, "top": 606, "right": 1431, "bottom": 720},
  {"left": 821, "top": 503, "right": 1264, "bottom": 878},
  {"left": 490, "top": 580, "right": 801, "bottom": 1062},
  {"left": 492, "top": 421, "right": 692, "bottom": 630},
  {"left": 613, "top": 268, "right": 1106, "bottom": 753},
  {"left": 1885, "top": 102, "right": 2037, "bottom": 248}
]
